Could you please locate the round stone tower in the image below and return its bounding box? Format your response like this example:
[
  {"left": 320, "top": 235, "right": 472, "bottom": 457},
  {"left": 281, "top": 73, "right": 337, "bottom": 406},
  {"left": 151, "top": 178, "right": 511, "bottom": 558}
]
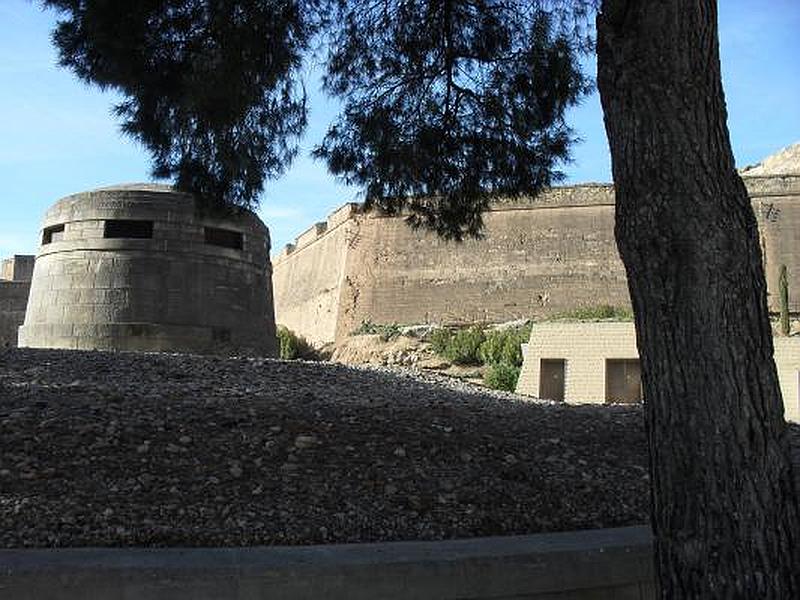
[{"left": 18, "top": 184, "right": 278, "bottom": 356}]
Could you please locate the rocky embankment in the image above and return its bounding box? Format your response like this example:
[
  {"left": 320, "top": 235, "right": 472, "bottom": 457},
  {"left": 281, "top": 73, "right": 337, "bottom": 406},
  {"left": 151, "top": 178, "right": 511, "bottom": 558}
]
[{"left": 0, "top": 348, "right": 796, "bottom": 548}]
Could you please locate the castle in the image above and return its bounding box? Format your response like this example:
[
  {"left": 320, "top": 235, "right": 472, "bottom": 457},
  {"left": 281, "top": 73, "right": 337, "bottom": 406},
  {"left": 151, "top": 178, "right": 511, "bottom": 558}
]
[
  {"left": 2, "top": 185, "right": 277, "bottom": 355},
  {"left": 272, "top": 145, "right": 800, "bottom": 346},
  {"left": 1, "top": 145, "right": 798, "bottom": 354}
]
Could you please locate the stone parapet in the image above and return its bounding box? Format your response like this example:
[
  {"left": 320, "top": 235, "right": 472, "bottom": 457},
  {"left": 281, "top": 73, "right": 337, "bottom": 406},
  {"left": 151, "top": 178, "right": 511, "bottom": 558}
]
[
  {"left": 275, "top": 203, "right": 361, "bottom": 263},
  {"left": 273, "top": 174, "right": 800, "bottom": 346},
  {"left": 744, "top": 174, "right": 800, "bottom": 197}
]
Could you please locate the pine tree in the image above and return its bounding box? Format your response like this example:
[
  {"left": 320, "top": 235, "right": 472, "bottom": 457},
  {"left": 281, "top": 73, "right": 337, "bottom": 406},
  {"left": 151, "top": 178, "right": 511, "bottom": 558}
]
[
  {"left": 42, "top": 0, "right": 312, "bottom": 209},
  {"left": 42, "top": 1, "right": 800, "bottom": 595}
]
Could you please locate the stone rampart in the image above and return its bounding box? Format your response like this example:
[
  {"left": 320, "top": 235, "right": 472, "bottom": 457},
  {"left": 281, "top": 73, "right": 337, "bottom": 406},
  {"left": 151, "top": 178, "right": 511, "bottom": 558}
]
[
  {"left": 747, "top": 175, "right": 800, "bottom": 305},
  {"left": 273, "top": 176, "right": 800, "bottom": 345},
  {"left": 0, "top": 255, "right": 35, "bottom": 347},
  {"left": 1, "top": 255, "right": 34, "bottom": 282},
  {"left": 0, "top": 281, "right": 30, "bottom": 347}
]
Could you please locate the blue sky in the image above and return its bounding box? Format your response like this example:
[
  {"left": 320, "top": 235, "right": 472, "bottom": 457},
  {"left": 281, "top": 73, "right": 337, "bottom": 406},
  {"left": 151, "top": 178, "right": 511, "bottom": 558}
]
[{"left": 0, "top": 1, "right": 798, "bottom": 258}]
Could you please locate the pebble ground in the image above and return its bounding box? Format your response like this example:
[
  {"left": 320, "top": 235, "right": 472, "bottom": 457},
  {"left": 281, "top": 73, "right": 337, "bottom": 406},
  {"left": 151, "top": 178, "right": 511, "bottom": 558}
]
[{"left": 0, "top": 348, "right": 796, "bottom": 548}]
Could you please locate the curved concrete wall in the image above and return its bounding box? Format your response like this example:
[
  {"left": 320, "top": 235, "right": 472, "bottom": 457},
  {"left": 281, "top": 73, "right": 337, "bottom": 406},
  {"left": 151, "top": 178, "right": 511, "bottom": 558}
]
[
  {"left": 18, "top": 185, "right": 277, "bottom": 356},
  {"left": 0, "top": 526, "right": 654, "bottom": 600},
  {"left": 273, "top": 176, "right": 800, "bottom": 346}
]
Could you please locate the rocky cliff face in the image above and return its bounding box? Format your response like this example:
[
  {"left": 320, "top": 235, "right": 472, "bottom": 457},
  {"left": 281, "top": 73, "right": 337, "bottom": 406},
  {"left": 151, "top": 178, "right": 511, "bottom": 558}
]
[{"left": 741, "top": 143, "right": 800, "bottom": 176}]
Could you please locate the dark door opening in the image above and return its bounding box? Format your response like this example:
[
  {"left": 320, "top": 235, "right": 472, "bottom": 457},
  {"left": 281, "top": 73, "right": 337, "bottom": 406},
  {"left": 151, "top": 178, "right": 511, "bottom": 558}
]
[
  {"left": 539, "top": 359, "right": 565, "bottom": 402},
  {"left": 605, "top": 359, "right": 642, "bottom": 404}
]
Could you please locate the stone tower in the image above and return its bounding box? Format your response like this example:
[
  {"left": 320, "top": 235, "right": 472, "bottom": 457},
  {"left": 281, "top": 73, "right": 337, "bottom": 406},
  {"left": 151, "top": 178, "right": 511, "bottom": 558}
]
[{"left": 18, "top": 184, "right": 277, "bottom": 356}]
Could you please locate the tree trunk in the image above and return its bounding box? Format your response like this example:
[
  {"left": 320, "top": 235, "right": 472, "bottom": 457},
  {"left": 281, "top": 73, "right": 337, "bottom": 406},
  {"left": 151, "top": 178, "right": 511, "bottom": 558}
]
[{"left": 596, "top": 1, "right": 800, "bottom": 597}]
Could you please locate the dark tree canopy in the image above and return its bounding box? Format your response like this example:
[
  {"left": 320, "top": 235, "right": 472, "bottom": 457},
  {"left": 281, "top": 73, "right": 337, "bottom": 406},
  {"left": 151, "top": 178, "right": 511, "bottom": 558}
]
[
  {"left": 43, "top": 0, "right": 312, "bottom": 209},
  {"left": 315, "top": 0, "right": 592, "bottom": 239},
  {"left": 43, "top": 0, "right": 590, "bottom": 226}
]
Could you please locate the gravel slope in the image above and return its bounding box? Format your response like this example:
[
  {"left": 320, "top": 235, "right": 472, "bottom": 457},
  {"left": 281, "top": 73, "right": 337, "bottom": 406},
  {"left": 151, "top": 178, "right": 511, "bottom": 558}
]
[{"left": 0, "top": 348, "right": 795, "bottom": 548}]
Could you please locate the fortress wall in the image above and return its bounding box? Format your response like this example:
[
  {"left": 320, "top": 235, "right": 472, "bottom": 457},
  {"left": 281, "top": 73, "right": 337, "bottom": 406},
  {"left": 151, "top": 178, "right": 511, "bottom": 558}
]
[
  {"left": 274, "top": 186, "right": 629, "bottom": 344},
  {"left": 0, "top": 281, "right": 30, "bottom": 347},
  {"left": 1, "top": 255, "right": 34, "bottom": 282},
  {"left": 746, "top": 176, "right": 800, "bottom": 311},
  {"left": 272, "top": 177, "right": 800, "bottom": 346},
  {"left": 337, "top": 198, "right": 628, "bottom": 338},
  {"left": 272, "top": 206, "right": 359, "bottom": 346},
  {"left": 0, "top": 255, "right": 35, "bottom": 347}
]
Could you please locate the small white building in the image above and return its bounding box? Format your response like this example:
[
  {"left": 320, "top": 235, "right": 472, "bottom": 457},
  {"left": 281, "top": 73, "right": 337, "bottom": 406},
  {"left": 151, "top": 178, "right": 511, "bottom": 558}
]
[{"left": 516, "top": 321, "right": 800, "bottom": 422}]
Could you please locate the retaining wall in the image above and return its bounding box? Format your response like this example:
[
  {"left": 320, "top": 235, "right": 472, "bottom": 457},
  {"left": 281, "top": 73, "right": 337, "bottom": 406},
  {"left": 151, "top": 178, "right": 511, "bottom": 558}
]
[
  {"left": 0, "top": 526, "right": 654, "bottom": 600},
  {"left": 273, "top": 176, "right": 800, "bottom": 346}
]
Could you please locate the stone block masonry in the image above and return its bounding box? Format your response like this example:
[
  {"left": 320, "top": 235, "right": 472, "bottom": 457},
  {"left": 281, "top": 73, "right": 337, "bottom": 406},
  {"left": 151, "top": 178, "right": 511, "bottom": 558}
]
[
  {"left": 0, "top": 255, "right": 34, "bottom": 347},
  {"left": 273, "top": 175, "right": 800, "bottom": 346},
  {"left": 516, "top": 321, "right": 800, "bottom": 423},
  {"left": 0, "top": 255, "right": 34, "bottom": 283},
  {"left": 17, "top": 184, "right": 278, "bottom": 356},
  {"left": 0, "top": 282, "right": 30, "bottom": 347},
  {"left": 516, "top": 322, "right": 639, "bottom": 404}
]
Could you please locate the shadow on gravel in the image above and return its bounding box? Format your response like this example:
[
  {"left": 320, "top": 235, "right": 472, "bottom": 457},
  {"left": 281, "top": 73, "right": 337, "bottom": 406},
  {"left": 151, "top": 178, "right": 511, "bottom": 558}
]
[{"left": 1, "top": 348, "right": 795, "bottom": 548}]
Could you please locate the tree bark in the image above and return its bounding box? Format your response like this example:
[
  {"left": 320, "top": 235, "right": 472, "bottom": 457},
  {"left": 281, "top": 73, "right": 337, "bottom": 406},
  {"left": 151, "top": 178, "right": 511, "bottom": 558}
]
[{"left": 596, "top": 0, "right": 800, "bottom": 597}]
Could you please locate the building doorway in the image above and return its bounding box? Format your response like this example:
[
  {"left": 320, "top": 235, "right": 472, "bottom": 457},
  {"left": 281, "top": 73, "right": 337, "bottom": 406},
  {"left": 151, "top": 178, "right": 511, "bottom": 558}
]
[
  {"left": 605, "top": 359, "right": 641, "bottom": 403},
  {"left": 539, "top": 359, "right": 565, "bottom": 402}
]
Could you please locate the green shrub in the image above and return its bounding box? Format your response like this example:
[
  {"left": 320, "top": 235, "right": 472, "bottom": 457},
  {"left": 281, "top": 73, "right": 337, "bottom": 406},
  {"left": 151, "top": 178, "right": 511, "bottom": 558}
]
[
  {"left": 483, "top": 362, "right": 521, "bottom": 391},
  {"left": 442, "top": 326, "right": 486, "bottom": 365},
  {"left": 377, "top": 323, "right": 402, "bottom": 342},
  {"left": 352, "top": 319, "right": 379, "bottom": 335},
  {"left": 479, "top": 324, "right": 531, "bottom": 367},
  {"left": 277, "top": 326, "right": 319, "bottom": 360},
  {"left": 552, "top": 305, "right": 633, "bottom": 321},
  {"left": 352, "top": 319, "right": 403, "bottom": 341},
  {"left": 429, "top": 328, "right": 453, "bottom": 355},
  {"left": 780, "top": 264, "right": 790, "bottom": 336}
]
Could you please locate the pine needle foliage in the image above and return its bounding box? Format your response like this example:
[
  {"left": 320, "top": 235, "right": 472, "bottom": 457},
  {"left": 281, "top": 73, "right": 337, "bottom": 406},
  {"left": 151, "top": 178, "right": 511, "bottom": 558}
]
[
  {"left": 42, "top": 0, "right": 313, "bottom": 210},
  {"left": 314, "top": 0, "right": 593, "bottom": 239}
]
